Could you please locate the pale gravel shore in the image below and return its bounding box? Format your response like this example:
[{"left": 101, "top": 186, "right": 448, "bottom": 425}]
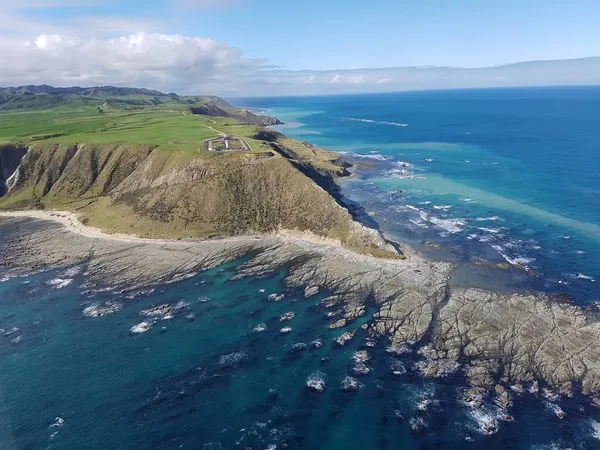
[{"left": 0, "top": 209, "right": 415, "bottom": 269}]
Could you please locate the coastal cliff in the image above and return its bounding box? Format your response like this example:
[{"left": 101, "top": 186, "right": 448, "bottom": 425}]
[{"left": 0, "top": 142, "right": 398, "bottom": 258}]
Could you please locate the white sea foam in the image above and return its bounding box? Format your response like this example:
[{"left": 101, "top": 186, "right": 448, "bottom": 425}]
[
  {"left": 427, "top": 216, "right": 466, "bottom": 233},
  {"left": 389, "top": 358, "right": 406, "bottom": 375},
  {"left": 589, "top": 419, "right": 600, "bottom": 440},
  {"left": 476, "top": 227, "right": 502, "bottom": 234},
  {"left": 418, "top": 201, "right": 432, "bottom": 205},
  {"left": 218, "top": 352, "right": 248, "bottom": 367},
  {"left": 408, "top": 219, "right": 428, "bottom": 228},
  {"left": 353, "top": 153, "right": 390, "bottom": 161},
  {"left": 468, "top": 408, "right": 500, "bottom": 435},
  {"left": 543, "top": 401, "right": 566, "bottom": 419},
  {"left": 253, "top": 323, "right": 267, "bottom": 332},
  {"left": 348, "top": 117, "right": 408, "bottom": 127},
  {"left": 130, "top": 321, "right": 152, "bottom": 334},
  {"left": 406, "top": 204, "right": 420, "bottom": 212},
  {"left": 574, "top": 273, "right": 596, "bottom": 282},
  {"left": 388, "top": 161, "right": 414, "bottom": 178},
  {"left": 475, "top": 216, "right": 501, "bottom": 222},
  {"left": 47, "top": 278, "right": 73, "bottom": 289},
  {"left": 425, "top": 158, "right": 433, "bottom": 162},
  {"left": 306, "top": 371, "right": 326, "bottom": 392},
  {"left": 491, "top": 245, "right": 535, "bottom": 268},
  {"left": 433, "top": 205, "right": 453, "bottom": 211}
]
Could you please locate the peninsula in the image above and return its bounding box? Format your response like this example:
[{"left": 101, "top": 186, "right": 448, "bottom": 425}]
[{"left": 2, "top": 85, "right": 600, "bottom": 420}]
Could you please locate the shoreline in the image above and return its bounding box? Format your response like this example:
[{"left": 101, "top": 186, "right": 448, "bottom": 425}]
[
  {"left": 5, "top": 208, "right": 600, "bottom": 406},
  {"left": 0, "top": 209, "right": 413, "bottom": 268}
]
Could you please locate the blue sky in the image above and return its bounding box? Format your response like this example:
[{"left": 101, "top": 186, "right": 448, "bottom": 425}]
[{"left": 1, "top": 0, "right": 599, "bottom": 95}]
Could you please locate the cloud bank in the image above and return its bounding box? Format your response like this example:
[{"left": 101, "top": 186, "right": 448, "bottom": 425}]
[{"left": 1, "top": 32, "right": 599, "bottom": 97}]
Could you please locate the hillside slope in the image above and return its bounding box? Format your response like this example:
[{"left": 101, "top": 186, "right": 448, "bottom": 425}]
[
  {"left": 0, "top": 85, "right": 279, "bottom": 126},
  {"left": 0, "top": 143, "right": 399, "bottom": 258}
]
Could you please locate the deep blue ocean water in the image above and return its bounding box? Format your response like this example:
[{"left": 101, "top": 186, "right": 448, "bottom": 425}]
[
  {"left": 239, "top": 87, "right": 600, "bottom": 304},
  {"left": 1, "top": 87, "right": 600, "bottom": 449}
]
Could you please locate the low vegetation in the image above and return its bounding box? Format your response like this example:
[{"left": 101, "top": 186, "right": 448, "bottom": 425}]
[{"left": 0, "top": 86, "right": 399, "bottom": 258}]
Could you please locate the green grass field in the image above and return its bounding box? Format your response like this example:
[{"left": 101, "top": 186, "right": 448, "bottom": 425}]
[{"left": 0, "top": 104, "right": 274, "bottom": 153}]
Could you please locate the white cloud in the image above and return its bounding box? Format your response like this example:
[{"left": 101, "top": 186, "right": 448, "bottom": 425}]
[{"left": 0, "top": 31, "right": 599, "bottom": 96}]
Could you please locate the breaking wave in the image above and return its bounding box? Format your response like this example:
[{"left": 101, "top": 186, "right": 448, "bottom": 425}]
[{"left": 348, "top": 117, "right": 408, "bottom": 127}]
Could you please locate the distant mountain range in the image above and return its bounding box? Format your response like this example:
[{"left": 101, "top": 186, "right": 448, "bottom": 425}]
[{"left": 0, "top": 85, "right": 281, "bottom": 126}]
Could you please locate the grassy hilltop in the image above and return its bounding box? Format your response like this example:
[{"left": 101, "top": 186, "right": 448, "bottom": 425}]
[{"left": 0, "top": 86, "right": 399, "bottom": 258}]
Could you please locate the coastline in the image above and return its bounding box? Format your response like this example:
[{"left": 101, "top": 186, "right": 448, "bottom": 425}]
[{"left": 4, "top": 208, "right": 600, "bottom": 408}]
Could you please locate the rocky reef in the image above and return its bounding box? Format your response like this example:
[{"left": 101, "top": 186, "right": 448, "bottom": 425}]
[{"left": 3, "top": 214, "right": 600, "bottom": 406}]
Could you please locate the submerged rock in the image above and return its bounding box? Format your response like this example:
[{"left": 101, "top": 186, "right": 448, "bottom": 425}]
[
  {"left": 82, "top": 301, "right": 122, "bottom": 318},
  {"left": 279, "top": 311, "right": 296, "bottom": 322},
  {"left": 130, "top": 321, "right": 152, "bottom": 334},
  {"left": 311, "top": 339, "right": 324, "bottom": 349},
  {"left": 352, "top": 350, "right": 369, "bottom": 363},
  {"left": 351, "top": 362, "right": 371, "bottom": 376},
  {"left": 268, "top": 293, "right": 285, "bottom": 302},
  {"left": 289, "top": 343, "right": 307, "bottom": 353},
  {"left": 334, "top": 330, "right": 356, "bottom": 346},
  {"left": 306, "top": 371, "right": 326, "bottom": 392},
  {"left": 253, "top": 323, "right": 267, "bottom": 332},
  {"left": 340, "top": 376, "right": 362, "bottom": 392}
]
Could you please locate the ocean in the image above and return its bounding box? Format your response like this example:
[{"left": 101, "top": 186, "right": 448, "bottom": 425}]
[
  {"left": 240, "top": 86, "right": 600, "bottom": 304},
  {"left": 1, "top": 87, "right": 600, "bottom": 449}
]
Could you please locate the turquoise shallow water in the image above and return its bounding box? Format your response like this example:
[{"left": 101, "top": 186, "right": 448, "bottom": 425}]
[
  {"left": 3, "top": 253, "right": 600, "bottom": 449},
  {"left": 238, "top": 87, "right": 600, "bottom": 303}
]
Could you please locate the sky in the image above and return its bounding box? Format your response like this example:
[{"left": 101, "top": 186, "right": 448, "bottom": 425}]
[{"left": 0, "top": 0, "right": 599, "bottom": 96}]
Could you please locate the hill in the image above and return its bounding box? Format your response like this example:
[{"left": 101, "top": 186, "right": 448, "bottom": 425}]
[
  {"left": 0, "top": 86, "right": 398, "bottom": 258},
  {"left": 0, "top": 85, "right": 281, "bottom": 126}
]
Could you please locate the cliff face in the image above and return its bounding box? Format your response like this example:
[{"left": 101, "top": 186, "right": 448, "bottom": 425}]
[
  {"left": 0, "top": 144, "right": 28, "bottom": 196},
  {"left": 0, "top": 143, "right": 398, "bottom": 257}
]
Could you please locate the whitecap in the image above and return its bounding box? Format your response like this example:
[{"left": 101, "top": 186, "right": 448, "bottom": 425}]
[
  {"left": 589, "top": 419, "right": 600, "bottom": 440},
  {"left": 46, "top": 278, "right": 73, "bottom": 289},
  {"left": 352, "top": 152, "right": 390, "bottom": 161},
  {"left": 418, "top": 201, "right": 432, "bottom": 205},
  {"left": 218, "top": 352, "right": 248, "bottom": 367},
  {"left": 575, "top": 273, "right": 596, "bottom": 282},
  {"left": 468, "top": 408, "right": 500, "bottom": 435},
  {"left": 306, "top": 371, "right": 326, "bottom": 392},
  {"left": 389, "top": 358, "right": 406, "bottom": 375},
  {"left": 491, "top": 245, "right": 535, "bottom": 268},
  {"left": 433, "top": 205, "right": 453, "bottom": 211},
  {"left": 425, "top": 158, "right": 433, "bottom": 162},
  {"left": 253, "top": 323, "right": 267, "bottom": 332},
  {"left": 130, "top": 321, "right": 152, "bottom": 334},
  {"left": 406, "top": 204, "right": 420, "bottom": 212},
  {"left": 476, "top": 227, "right": 502, "bottom": 234},
  {"left": 49, "top": 417, "right": 64, "bottom": 428},
  {"left": 340, "top": 376, "right": 363, "bottom": 392},
  {"left": 428, "top": 216, "right": 466, "bottom": 233},
  {"left": 475, "top": 216, "right": 501, "bottom": 222},
  {"left": 348, "top": 117, "right": 408, "bottom": 127}
]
